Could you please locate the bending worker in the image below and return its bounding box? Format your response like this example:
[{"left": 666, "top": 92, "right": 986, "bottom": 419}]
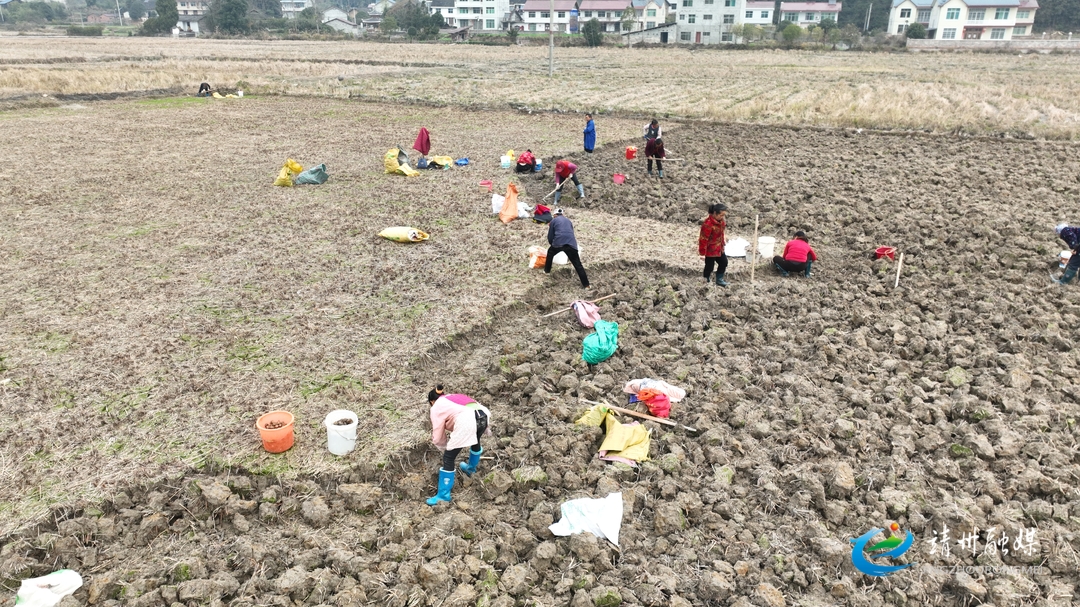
[
  {"left": 426, "top": 391, "right": 491, "bottom": 506},
  {"left": 774, "top": 230, "right": 818, "bottom": 277},
  {"left": 545, "top": 208, "right": 590, "bottom": 288},
  {"left": 553, "top": 159, "right": 584, "bottom": 205},
  {"left": 1055, "top": 223, "right": 1080, "bottom": 285}
]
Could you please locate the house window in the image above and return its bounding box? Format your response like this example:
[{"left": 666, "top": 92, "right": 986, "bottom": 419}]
[
  {"left": 557, "top": 11, "right": 564, "bottom": 17},
  {"left": 583, "top": 10, "right": 591, "bottom": 16},
  {"left": 486, "top": 7, "right": 494, "bottom": 13},
  {"left": 687, "top": 14, "right": 695, "bottom": 22},
  {"left": 1013, "top": 25, "right": 1026, "bottom": 35},
  {"left": 745, "top": 10, "right": 752, "bottom": 18},
  {"left": 723, "top": 13, "right": 733, "bottom": 23},
  {"left": 761, "top": 10, "right": 769, "bottom": 18},
  {"left": 486, "top": 18, "right": 494, "bottom": 27},
  {"left": 703, "top": 14, "right": 712, "bottom": 20},
  {"left": 994, "top": 8, "right": 1009, "bottom": 19},
  {"left": 615, "top": 11, "right": 621, "bottom": 17},
  {"left": 682, "top": 0, "right": 691, "bottom": 6},
  {"left": 1017, "top": 10, "right": 1029, "bottom": 19},
  {"left": 968, "top": 9, "right": 984, "bottom": 21},
  {"left": 724, "top": 0, "right": 734, "bottom": 5},
  {"left": 528, "top": 11, "right": 535, "bottom": 17},
  {"left": 678, "top": 13, "right": 684, "bottom": 20},
  {"left": 784, "top": 12, "right": 798, "bottom": 21},
  {"left": 472, "top": 7, "right": 481, "bottom": 13},
  {"left": 946, "top": 8, "right": 959, "bottom": 19},
  {"left": 942, "top": 27, "right": 956, "bottom": 38},
  {"left": 704, "top": 0, "right": 713, "bottom": 4},
  {"left": 899, "top": 8, "right": 910, "bottom": 18},
  {"left": 897, "top": 23, "right": 906, "bottom": 33},
  {"left": 703, "top": 31, "right": 709, "bottom": 35},
  {"left": 990, "top": 27, "right": 1005, "bottom": 38},
  {"left": 646, "top": 8, "right": 655, "bottom": 16},
  {"left": 540, "top": 11, "right": 548, "bottom": 17},
  {"left": 529, "top": 23, "right": 536, "bottom": 30},
  {"left": 721, "top": 31, "right": 732, "bottom": 40},
  {"left": 680, "top": 31, "right": 690, "bottom": 40},
  {"left": 805, "top": 12, "right": 815, "bottom": 20},
  {"left": 917, "top": 9, "right": 930, "bottom": 21},
  {"left": 646, "top": 20, "right": 654, "bottom": 27}
]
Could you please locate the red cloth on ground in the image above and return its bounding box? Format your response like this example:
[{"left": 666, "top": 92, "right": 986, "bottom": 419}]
[
  {"left": 643, "top": 393, "right": 670, "bottom": 418},
  {"left": 413, "top": 128, "right": 431, "bottom": 156},
  {"left": 698, "top": 215, "right": 726, "bottom": 257},
  {"left": 782, "top": 239, "right": 818, "bottom": 263}
]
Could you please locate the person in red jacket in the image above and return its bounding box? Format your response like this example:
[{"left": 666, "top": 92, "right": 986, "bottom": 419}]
[
  {"left": 699, "top": 203, "right": 728, "bottom": 287},
  {"left": 553, "top": 159, "right": 584, "bottom": 205},
  {"left": 774, "top": 231, "right": 817, "bottom": 277}
]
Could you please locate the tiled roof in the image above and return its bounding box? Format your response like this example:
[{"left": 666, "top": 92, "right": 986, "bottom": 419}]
[
  {"left": 745, "top": 1, "right": 775, "bottom": 7},
  {"left": 892, "top": 0, "right": 934, "bottom": 7},
  {"left": 522, "top": 0, "right": 633, "bottom": 11},
  {"left": 779, "top": 2, "right": 842, "bottom": 11}
]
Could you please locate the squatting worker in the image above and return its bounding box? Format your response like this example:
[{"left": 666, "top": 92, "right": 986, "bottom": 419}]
[
  {"left": 647, "top": 138, "right": 666, "bottom": 179},
  {"left": 553, "top": 159, "right": 584, "bottom": 205},
  {"left": 699, "top": 203, "right": 729, "bottom": 287},
  {"left": 515, "top": 149, "right": 536, "bottom": 173},
  {"left": 1055, "top": 223, "right": 1080, "bottom": 285},
  {"left": 583, "top": 113, "right": 596, "bottom": 154},
  {"left": 774, "top": 230, "right": 818, "bottom": 277},
  {"left": 426, "top": 391, "right": 491, "bottom": 506},
  {"left": 545, "top": 208, "right": 590, "bottom": 288}
]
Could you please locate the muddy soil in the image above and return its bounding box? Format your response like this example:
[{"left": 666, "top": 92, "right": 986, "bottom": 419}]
[{"left": 4, "top": 123, "right": 1080, "bottom": 607}]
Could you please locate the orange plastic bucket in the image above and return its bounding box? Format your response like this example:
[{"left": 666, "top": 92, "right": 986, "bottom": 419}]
[
  {"left": 613, "top": 173, "right": 626, "bottom": 184},
  {"left": 256, "top": 411, "right": 295, "bottom": 453},
  {"left": 625, "top": 146, "right": 637, "bottom": 160}
]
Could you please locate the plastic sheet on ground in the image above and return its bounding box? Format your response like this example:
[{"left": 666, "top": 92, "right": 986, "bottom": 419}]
[
  {"left": 16, "top": 570, "right": 82, "bottom": 607},
  {"left": 599, "top": 413, "right": 650, "bottom": 463},
  {"left": 548, "top": 492, "right": 623, "bottom": 547},
  {"left": 623, "top": 378, "right": 686, "bottom": 402},
  {"left": 582, "top": 320, "right": 618, "bottom": 365},
  {"left": 384, "top": 148, "right": 419, "bottom": 177},
  {"left": 295, "top": 164, "right": 328, "bottom": 185}
]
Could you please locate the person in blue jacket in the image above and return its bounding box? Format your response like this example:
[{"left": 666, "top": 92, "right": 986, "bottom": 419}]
[
  {"left": 544, "top": 208, "right": 590, "bottom": 288},
  {"left": 1055, "top": 223, "right": 1080, "bottom": 284},
  {"left": 583, "top": 113, "right": 596, "bottom": 154}
]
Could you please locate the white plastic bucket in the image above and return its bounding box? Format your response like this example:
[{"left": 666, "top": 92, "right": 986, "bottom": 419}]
[
  {"left": 1061, "top": 250, "right": 1072, "bottom": 268},
  {"left": 552, "top": 243, "right": 579, "bottom": 265},
  {"left": 500, "top": 156, "right": 512, "bottom": 169},
  {"left": 237, "top": 90, "right": 244, "bottom": 98},
  {"left": 757, "top": 236, "right": 776, "bottom": 259},
  {"left": 535, "top": 158, "right": 543, "bottom": 172},
  {"left": 324, "top": 409, "right": 358, "bottom": 456}
]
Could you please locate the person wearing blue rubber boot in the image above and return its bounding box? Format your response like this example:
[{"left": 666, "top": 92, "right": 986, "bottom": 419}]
[
  {"left": 773, "top": 231, "right": 817, "bottom": 278},
  {"left": 1055, "top": 223, "right": 1080, "bottom": 285},
  {"left": 426, "top": 390, "right": 491, "bottom": 506}
]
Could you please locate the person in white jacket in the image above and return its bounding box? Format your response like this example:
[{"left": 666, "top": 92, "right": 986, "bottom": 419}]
[{"left": 426, "top": 392, "right": 491, "bottom": 506}]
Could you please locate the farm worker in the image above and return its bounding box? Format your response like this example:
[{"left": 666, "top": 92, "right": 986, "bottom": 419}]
[
  {"left": 553, "top": 159, "right": 584, "bottom": 205},
  {"left": 647, "top": 138, "right": 666, "bottom": 178},
  {"left": 643, "top": 118, "right": 662, "bottom": 142},
  {"left": 427, "top": 383, "right": 445, "bottom": 405},
  {"left": 427, "top": 391, "right": 491, "bottom": 506},
  {"left": 516, "top": 149, "right": 536, "bottom": 173},
  {"left": 1054, "top": 223, "right": 1080, "bottom": 285},
  {"left": 774, "top": 230, "right": 818, "bottom": 277},
  {"left": 197, "top": 82, "right": 212, "bottom": 97},
  {"left": 699, "top": 203, "right": 729, "bottom": 287},
  {"left": 583, "top": 113, "right": 596, "bottom": 153},
  {"left": 545, "top": 208, "right": 590, "bottom": 288}
]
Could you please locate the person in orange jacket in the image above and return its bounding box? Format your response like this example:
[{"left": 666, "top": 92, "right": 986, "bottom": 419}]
[{"left": 699, "top": 203, "right": 728, "bottom": 287}]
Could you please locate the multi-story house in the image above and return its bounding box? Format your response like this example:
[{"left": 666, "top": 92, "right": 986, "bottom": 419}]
[
  {"left": 176, "top": 0, "right": 208, "bottom": 16},
  {"left": 625, "top": 0, "right": 669, "bottom": 32},
  {"left": 520, "top": 0, "right": 631, "bottom": 33},
  {"left": 281, "top": 0, "right": 313, "bottom": 19},
  {"left": 778, "top": 0, "right": 841, "bottom": 27},
  {"left": 887, "top": 0, "right": 932, "bottom": 34},
  {"left": 674, "top": 0, "right": 742, "bottom": 44},
  {"left": 438, "top": 0, "right": 512, "bottom": 31},
  {"left": 428, "top": 0, "right": 457, "bottom": 25},
  {"left": 742, "top": 0, "right": 773, "bottom": 26},
  {"left": 890, "top": 0, "right": 1034, "bottom": 40}
]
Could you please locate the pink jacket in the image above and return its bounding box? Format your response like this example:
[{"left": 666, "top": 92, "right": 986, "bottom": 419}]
[
  {"left": 430, "top": 394, "right": 491, "bottom": 451},
  {"left": 782, "top": 239, "right": 818, "bottom": 263}
]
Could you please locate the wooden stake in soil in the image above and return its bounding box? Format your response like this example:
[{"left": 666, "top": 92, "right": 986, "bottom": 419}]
[
  {"left": 894, "top": 252, "right": 904, "bottom": 288},
  {"left": 540, "top": 294, "right": 617, "bottom": 317},
  {"left": 750, "top": 213, "right": 760, "bottom": 284}
]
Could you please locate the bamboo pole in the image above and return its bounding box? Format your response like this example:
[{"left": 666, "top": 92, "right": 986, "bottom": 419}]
[
  {"left": 750, "top": 213, "right": 760, "bottom": 284},
  {"left": 541, "top": 294, "right": 617, "bottom": 317},
  {"left": 894, "top": 252, "right": 904, "bottom": 288},
  {"left": 580, "top": 399, "right": 698, "bottom": 432}
]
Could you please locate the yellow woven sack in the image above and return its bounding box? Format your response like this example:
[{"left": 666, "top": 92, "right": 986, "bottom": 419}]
[{"left": 378, "top": 227, "right": 429, "bottom": 243}]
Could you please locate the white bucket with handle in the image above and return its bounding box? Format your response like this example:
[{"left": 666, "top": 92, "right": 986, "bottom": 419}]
[
  {"left": 324, "top": 409, "right": 358, "bottom": 456},
  {"left": 1061, "top": 250, "right": 1072, "bottom": 268},
  {"left": 757, "top": 236, "right": 776, "bottom": 259}
]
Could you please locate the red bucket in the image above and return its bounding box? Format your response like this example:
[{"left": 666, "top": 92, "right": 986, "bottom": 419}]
[
  {"left": 875, "top": 246, "right": 896, "bottom": 260},
  {"left": 613, "top": 173, "right": 626, "bottom": 184},
  {"left": 625, "top": 146, "right": 637, "bottom": 160},
  {"left": 479, "top": 180, "right": 493, "bottom": 192}
]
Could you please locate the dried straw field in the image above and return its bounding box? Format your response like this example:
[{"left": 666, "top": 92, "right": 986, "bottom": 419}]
[
  {"left": 2, "top": 37, "right": 1080, "bottom": 137},
  {"left": 2, "top": 37, "right": 1080, "bottom": 607}
]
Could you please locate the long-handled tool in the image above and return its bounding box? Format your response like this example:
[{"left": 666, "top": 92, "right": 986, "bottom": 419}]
[
  {"left": 542, "top": 178, "right": 569, "bottom": 201},
  {"left": 540, "top": 293, "right": 617, "bottom": 318},
  {"left": 581, "top": 398, "right": 698, "bottom": 432}
]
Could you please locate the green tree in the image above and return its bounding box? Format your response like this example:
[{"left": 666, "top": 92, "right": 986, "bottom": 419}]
[
  {"left": 250, "top": 0, "right": 281, "bottom": 18},
  {"left": 210, "top": 0, "right": 250, "bottom": 34},
  {"left": 818, "top": 16, "right": 837, "bottom": 37},
  {"left": 141, "top": 0, "right": 178, "bottom": 33},
  {"left": 837, "top": 0, "right": 889, "bottom": 31},
  {"left": 782, "top": 23, "right": 802, "bottom": 44},
  {"left": 126, "top": 0, "right": 145, "bottom": 20},
  {"left": 582, "top": 17, "right": 602, "bottom": 46},
  {"left": 620, "top": 4, "right": 637, "bottom": 33},
  {"left": 1035, "top": 0, "right": 1080, "bottom": 33},
  {"left": 839, "top": 23, "right": 861, "bottom": 47},
  {"left": 380, "top": 14, "right": 397, "bottom": 32},
  {"left": 905, "top": 22, "right": 926, "bottom": 38}
]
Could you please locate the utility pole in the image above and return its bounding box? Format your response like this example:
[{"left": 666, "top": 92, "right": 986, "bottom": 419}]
[
  {"left": 863, "top": 4, "right": 871, "bottom": 32},
  {"left": 116, "top": 0, "right": 125, "bottom": 25},
  {"left": 548, "top": 0, "right": 555, "bottom": 76}
]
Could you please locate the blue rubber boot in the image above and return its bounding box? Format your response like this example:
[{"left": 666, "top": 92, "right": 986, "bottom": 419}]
[
  {"left": 1055, "top": 266, "right": 1077, "bottom": 285},
  {"left": 425, "top": 469, "right": 455, "bottom": 506},
  {"left": 774, "top": 262, "right": 789, "bottom": 277},
  {"left": 577, "top": 184, "right": 585, "bottom": 199},
  {"left": 553, "top": 190, "right": 561, "bottom": 206},
  {"left": 715, "top": 272, "right": 728, "bottom": 287},
  {"left": 804, "top": 261, "right": 813, "bottom": 278},
  {"left": 459, "top": 446, "right": 482, "bottom": 477}
]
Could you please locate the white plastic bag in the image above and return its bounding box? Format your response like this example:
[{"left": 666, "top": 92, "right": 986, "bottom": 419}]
[
  {"left": 16, "top": 570, "right": 83, "bottom": 607},
  {"left": 725, "top": 238, "right": 750, "bottom": 258},
  {"left": 491, "top": 194, "right": 505, "bottom": 214},
  {"left": 549, "top": 492, "right": 623, "bottom": 547}
]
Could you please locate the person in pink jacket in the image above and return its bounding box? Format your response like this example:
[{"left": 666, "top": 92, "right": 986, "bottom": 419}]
[
  {"left": 426, "top": 390, "right": 491, "bottom": 506},
  {"left": 773, "top": 230, "right": 817, "bottom": 277}
]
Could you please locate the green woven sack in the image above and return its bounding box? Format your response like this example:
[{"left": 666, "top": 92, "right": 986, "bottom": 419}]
[
  {"left": 582, "top": 320, "right": 618, "bottom": 365},
  {"left": 295, "top": 164, "right": 329, "bottom": 185}
]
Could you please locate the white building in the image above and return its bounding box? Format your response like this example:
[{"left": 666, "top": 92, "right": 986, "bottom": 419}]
[
  {"left": 322, "top": 8, "right": 361, "bottom": 35},
  {"left": 520, "top": 0, "right": 630, "bottom": 33},
  {"left": 175, "top": 0, "right": 208, "bottom": 17},
  {"left": 743, "top": 0, "right": 773, "bottom": 26},
  {"left": 624, "top": 0, "right": 670, "bottom": 32},
  {"left": 887, "top": 0, "right": 1034, "bottom": 40},
  {"left": 282, "top": 0, "right": 313, "bottom": 19},
  {"left": 778, "top": 0, "right": 841, "bottom": 27},
  {"left": 430, "top": 0, "right": 513, "bottom": 31}
]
